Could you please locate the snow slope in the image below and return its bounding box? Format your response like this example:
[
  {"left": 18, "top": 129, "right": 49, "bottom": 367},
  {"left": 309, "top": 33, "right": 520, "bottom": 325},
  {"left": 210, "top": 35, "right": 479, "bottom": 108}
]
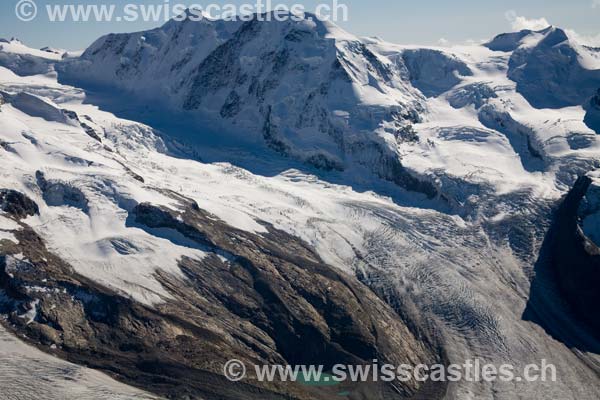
[
  {"left": 59, "top": 14, "right": 436, "bottom": 195},
  {"left": 368, "top": 35, "right": 599, "bottom": 207},
  {"left": 0, "top": 39, "right": 62, "bottom": 77},
  {"left": 486, "top": 27, "right": 600, "bottom": 108},
  {"left": 0, "top": 326, "right": 159, "bottom": 400}
]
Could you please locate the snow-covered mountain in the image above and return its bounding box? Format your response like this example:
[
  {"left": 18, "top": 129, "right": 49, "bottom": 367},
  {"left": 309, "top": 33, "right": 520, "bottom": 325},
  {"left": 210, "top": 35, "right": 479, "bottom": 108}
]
[
  {"left": 59, "top": 14, "right": 436, "bottom": 196},
  {"left": 1, "top": 17, "right": 600, "bottom": 400},
  {"left": 486, "top": 26, "right": 600, "bottom": 109},
  {"left": 59, "top": 20, "right": 600, "bottom": 209},
  {"left": 0, "top": 38, "right": 64, "bottom": 76}
]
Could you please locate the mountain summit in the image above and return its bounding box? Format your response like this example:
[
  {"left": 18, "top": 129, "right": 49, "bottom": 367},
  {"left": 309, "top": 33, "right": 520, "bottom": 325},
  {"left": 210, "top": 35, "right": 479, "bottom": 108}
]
[
  {"left": 61, "top": 14, "right": 438, "bottom": 196},
  {"left": 487, "top": 26, "right": 600, "bottom": 109}
]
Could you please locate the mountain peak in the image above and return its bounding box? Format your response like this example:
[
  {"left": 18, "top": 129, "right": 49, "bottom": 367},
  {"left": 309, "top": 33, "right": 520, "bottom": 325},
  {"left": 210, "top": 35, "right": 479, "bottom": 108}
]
[
  {"left": 484, "top": 25, "right": 562, "bottom": 52},
  {"left": 538, "top": 26, "right": 569, "bottom": 47},
  {"left": 489, "top": 24, "right": 600, "bottom": 109},
  {"left": 61, "top": 15, "right": 432, "bottom": 194}
]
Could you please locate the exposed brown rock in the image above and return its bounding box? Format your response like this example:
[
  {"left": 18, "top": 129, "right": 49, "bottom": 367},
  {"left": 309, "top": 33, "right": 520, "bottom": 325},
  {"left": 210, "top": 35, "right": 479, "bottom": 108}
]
[{"left": 0, "top": 190, "right": 443, "bottom": 399}]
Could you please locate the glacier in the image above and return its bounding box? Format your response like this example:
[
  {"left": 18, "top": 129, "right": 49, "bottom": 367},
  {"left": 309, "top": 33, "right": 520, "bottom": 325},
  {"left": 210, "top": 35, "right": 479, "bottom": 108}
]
[{"left": 0, "top": 16, "right": 599, "bottom": 400}]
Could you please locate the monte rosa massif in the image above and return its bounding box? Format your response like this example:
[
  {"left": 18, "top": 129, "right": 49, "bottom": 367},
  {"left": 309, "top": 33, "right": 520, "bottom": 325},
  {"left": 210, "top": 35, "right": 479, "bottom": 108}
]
[{"left": 0, "top": 13, "right": 599, "bottom": 400}]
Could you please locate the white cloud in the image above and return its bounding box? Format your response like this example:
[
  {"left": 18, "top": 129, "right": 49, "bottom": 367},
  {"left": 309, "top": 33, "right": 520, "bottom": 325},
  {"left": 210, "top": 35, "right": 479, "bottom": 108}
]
[
  {"left": 505, "top": 10, "right": 551, "bottom": 31},
  {"left": 465, "top": 39, "right": 486, "bottom": 45},
  {"left": 502, "top": 9, "right": 600, "bottom": 48},
  {"left": 565, "top": 29, "right": 600, "bottom": 47},
  {"left": 438, "top": 38, "right": 450, "bottom": 46}
]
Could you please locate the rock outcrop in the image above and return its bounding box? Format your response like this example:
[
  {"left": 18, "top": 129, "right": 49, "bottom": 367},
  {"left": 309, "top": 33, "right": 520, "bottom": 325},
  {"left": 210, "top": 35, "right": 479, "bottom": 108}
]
[
  {"left": 0, "top": 190, "right": 442, "bottom": 399},
  {"left": 550, "top": 176, "right": 600, "bottom": 337},
  {"left": 0, "top": 189, "right": 39, "bottom": 219}
]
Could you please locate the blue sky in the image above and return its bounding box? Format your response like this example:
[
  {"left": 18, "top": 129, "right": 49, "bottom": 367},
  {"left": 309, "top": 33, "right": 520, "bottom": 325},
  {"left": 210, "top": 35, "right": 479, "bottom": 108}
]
[{"left": 1, "top": 0, "right": 599, "bottom": 50}]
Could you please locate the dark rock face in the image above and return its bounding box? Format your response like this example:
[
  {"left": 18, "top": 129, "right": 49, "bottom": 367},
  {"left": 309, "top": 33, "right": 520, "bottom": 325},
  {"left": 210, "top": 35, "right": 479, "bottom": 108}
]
[
  {"left": 448, "top": 83, "right": 497, "bottom": 110},
  {"left": 584, "top": 89, "right": 600, "bottom": 135},
  {"left": 550, "top": 176, "right": 600, "bottom": 337},
  {"left": 36, "top": 171, "right": 90, "bottom": 212},
  {"left": 183, "top": 19, "right": 260, "bottom": 111},
  {"left": 379, "top": 153, "right": 438, "bottom": 199},
  {"left": 0, "top": 190, "right": 441, "bottom": 400},
  {"left": 62, "top": 109, "right": 103, "bottom": 142},
  {"left": 220, "top": 90, "right": 242, "bottom": 118},
  {"left": 0, "top": 189, "right": 39, "bottom": 219}
]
